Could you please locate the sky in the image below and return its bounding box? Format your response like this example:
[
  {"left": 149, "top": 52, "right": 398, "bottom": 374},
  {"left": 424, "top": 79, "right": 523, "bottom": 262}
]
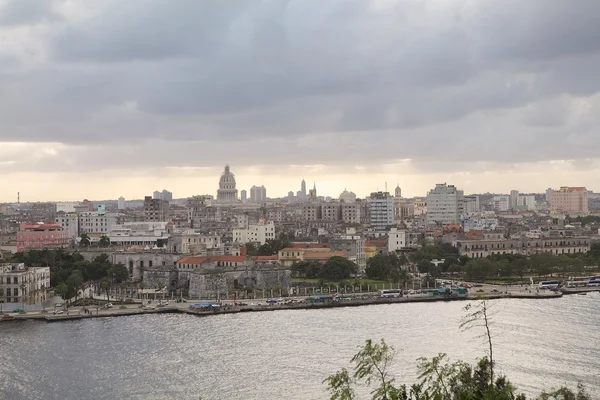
[{"left": 1, "top": 0, "right": 600, "bottom": 202}]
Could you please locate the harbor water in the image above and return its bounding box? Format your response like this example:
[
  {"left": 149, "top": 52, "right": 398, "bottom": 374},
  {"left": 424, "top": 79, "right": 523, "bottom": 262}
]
[{"left": 0, "top": 293, "right": 598, "bottom": 399}]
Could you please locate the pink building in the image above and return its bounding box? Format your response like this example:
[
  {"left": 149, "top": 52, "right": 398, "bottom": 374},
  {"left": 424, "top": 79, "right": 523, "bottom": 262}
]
[
  {"left": 16, "top": 222, "right": 71, "bottom": 252},
  {"left": 548, "top": 187, "right": 589, "bottom": 215}
]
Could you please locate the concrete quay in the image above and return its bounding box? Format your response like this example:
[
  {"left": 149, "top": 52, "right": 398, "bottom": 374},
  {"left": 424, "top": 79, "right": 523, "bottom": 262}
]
[{"left": 0, "top": 290, "right": 561, "bottom": 323}]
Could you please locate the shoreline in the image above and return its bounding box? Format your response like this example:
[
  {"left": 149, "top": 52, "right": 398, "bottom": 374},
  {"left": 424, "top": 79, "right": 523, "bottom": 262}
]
[{"left": 1, "top": 291, "right": 562, "bottom": 323}]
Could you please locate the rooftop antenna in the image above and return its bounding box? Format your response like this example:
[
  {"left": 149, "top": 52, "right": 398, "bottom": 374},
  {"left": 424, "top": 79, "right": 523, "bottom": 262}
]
[{"left": 17, "top": 192, "right": 20, "bottom": 204}]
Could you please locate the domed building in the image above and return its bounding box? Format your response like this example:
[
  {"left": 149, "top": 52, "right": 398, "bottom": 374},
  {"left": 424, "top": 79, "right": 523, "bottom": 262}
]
[
  {"left": 217, "top": 165, "right": 239, "bottom": 203},
  {"left": 339, "top": 189, "right": 356, "bottom": 203}
]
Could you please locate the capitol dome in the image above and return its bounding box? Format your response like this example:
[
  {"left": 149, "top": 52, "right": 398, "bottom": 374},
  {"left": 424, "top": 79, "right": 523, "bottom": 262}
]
[{"left": 217, "top": 164, "right": 238, "bottom": 202}]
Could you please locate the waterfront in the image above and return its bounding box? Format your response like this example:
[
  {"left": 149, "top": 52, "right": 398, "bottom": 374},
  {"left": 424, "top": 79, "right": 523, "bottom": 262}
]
[{"left": 1, "top": 294, "right": 599, "bottom": 400}]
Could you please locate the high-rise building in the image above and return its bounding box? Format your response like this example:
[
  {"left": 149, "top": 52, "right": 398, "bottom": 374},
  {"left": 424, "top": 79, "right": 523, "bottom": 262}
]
[
  {"left": 241, "top": 190, "right": 247, "bottom": 202},
  {"left": 548, "top": 187, "right": 589, "bottom": 214},
  {"left": 161, "top": 190, "right": 173, "bottom": 202},
  {"left": 510, "top": 190, "right": 519, "bottom": 210},
  {"left": 153, "top": 191, "right": 162, "bottom": 200},
  {"left": 464, "top": 195, "right": 480, "bottom": 214},
  {"left": 301, "top": 179, "right": 307, "bottom": 200},
  {"left": 250, "top": 185, "right": 267, "bottom": 203},
  {"left": 367, "top": 191, "right": 395, "bottom": 231},
  {"left": 216, "top": 165, "right": 238, "bottom": 202},
  {"left": 426, "top": 183, "right": 464, "bottom": 226},
  {"left": 118, "top": 196, "right": 125, "bottom": 210},
  {"left": 143, "top": 196, "right": 170, "bottom": 221}
]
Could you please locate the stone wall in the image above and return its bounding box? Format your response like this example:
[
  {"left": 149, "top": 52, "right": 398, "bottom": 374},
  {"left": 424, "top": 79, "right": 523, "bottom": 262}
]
[{"left": 187, "top": 264, "right": 291, "bottom": 299}]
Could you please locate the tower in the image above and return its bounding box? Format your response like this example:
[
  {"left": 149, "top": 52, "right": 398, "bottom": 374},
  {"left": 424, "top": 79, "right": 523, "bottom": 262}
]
[
  {"left": 301, "top": 179, "right": 307, "bottom": 200},
  {"left": 395, "top": 184, "right": 402, "bottom": 198}
]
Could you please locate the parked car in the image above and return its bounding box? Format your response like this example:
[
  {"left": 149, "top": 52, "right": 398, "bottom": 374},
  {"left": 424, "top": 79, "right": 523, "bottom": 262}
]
[
  {"left": 103, "top": 303, "right": 113, "bottom": 309},
  {"left": 53, "top": 310, "right": 64, "bottom": 315},
  {"left": 144, "top": 305, "right": 155, "bottom": 310}
]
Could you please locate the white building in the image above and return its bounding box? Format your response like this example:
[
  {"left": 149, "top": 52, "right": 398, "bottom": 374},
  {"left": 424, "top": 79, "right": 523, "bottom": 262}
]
[
  {"left": 492, "top": 195, "right": 510, "bottom": 212},
  {"left": 0, "top": 263, "right": 50, "bottom": 305},
  {"left": 368, "top": 192, "right": 395, "bottom": 231},
  {"left": 106, "top": 221, "right": 170, "bottom": 247},
  {"left": 518, "top": 195, "right": 536, "bottom": 211},
  {"left": 79, "top": 212, "right": 117, "bottom": 235},
  {"left": 426, "top": 183, "right": 464, "bottom": 226},
  {"left": 55, "top": 213, "right": 79, "bottom": 240},
  {"left": 388, "top": 228, "right": 407, "bottom": 252},
  {"left": 250, "top": 185, "right": 267, "bottom": 202},
  {"left": 232, "top": 220, "right": 276, "bottom": 245},
  {"left": 118, "top": 196, "right": 126, "bottom": 210},
  {"left": 464, "top": 195, "right": 480, "bottom": 214}
]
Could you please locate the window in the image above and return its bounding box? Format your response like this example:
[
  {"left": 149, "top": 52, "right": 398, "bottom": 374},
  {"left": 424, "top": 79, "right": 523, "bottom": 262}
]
[
  {"left": 13, "top": 277, "right": 18, "bottom": 284},
  {"left": 6, "top": 288, "right": 11, "bottom": 296},
  {"left": 149, "top": 261, "right": 153, "bottom": 268}
]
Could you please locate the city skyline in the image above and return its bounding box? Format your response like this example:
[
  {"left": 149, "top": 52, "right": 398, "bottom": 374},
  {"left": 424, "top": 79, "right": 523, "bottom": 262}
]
[{"left": 2, "top": 1, "right": 600, "bottom": 202}]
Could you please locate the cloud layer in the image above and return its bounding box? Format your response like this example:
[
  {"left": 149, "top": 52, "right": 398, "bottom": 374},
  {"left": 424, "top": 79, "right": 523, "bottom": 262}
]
[{"left": 1, "top": 0, "right": 600, "bottom": 200}]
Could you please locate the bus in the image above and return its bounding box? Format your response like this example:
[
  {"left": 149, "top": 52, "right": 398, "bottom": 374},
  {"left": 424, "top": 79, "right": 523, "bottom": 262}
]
[
  {"left": 588, "top": 279, "right": 600, "bottom": 287},
  {"left": 380, "top": 289, "right": 402, "bottom": 298},
  {"left": 538, "top": 280, "right": 560, "bottom": 290}
]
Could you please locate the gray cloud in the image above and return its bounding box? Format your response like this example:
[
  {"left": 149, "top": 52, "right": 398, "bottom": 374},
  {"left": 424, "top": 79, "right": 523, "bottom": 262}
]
[
  {"left": 0, "top": 0, "right": 59, "bottom": 26},
  {"left": 1, "top": 0, "right": 600, "bottom": 175}
]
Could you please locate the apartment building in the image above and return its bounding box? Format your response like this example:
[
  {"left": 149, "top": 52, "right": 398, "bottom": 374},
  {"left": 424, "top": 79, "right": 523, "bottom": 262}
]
[
  {"left": 454, "top": 233, "right": 591, "bottom": 258},
  {"left": 302, "top": 203, "right": 322, "bottom": 221},
  {"left": 232, "top": 220, "right": 276, "bottom": 245},
  {"left": 16, "top": 223, "right": 70, "bottom": 252},
  {"left": 548, "top": 187, "right": 589, "bottom": 214},
  {"left": 330, "top": 235, "right": 366, "bottom": 270},
  {"left": 143, "top": 196, "right": 171, "bottom": 221},
  {"left": 341, "top": 203, "right": 361, "bottom": 224},
  {"left": 387, "top": 228, "right": 407, "bottom": 252},
  {"left": 426, "top": 183, "right": 464, "bottom": 226},
  {"left": 367, "top": 192, "right": 395, "bottom": 231},
  {"left": 0, "top": 263, "right": 50, "bottom": 305}
]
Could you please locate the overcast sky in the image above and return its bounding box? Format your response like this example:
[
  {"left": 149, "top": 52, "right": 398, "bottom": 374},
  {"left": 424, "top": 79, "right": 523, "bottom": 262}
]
[{"left": 1, "top": 0, "right": 600, "bottom": 202}]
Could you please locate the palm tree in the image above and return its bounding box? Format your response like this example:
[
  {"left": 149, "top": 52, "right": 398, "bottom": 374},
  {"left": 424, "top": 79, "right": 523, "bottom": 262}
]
[
  {"left": 98, "top": 236, "right": 110, "bottom": 248},
  {"left": 79, "top": 233, "right": 91, "bottom": 247}
]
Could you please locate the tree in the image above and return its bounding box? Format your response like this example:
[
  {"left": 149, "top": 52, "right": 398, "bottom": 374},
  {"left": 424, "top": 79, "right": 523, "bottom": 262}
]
[
  {"left": 79, "top": 233, "right": 91, "bottom": 247},
  {"left": 66, "top": 271, "right": 84, "bottom": 303},
  {"left": 245, "top": 242, "right": 259, "bottom": 256},
  {"left": 100, "top": 278, "right": 110, "bottom": 302},
  {"left": 98, "top": 236, "right": 110, "bottom": 248},
  {"left": 319, "top": 257, "right": 358, "bottom": 281},
  {"left": 108, "top": 263, "right": 129, "bottom": 283},
  {"left": 511, "top": 257, "right": 529, "bottom": 280},
  {"left": 461, "top": 299, "right": 495, "bottom": 386},
  {"left": 292, "top": 260, "right": 322, "bottom": 279},
  {"left": 54, "top": 282, "right": 68, "bottom": 301}
]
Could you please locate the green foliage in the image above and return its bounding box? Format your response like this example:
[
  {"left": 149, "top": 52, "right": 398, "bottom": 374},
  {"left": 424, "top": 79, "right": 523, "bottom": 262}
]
[
  {"left": 79, "top": 233, "right": 91, "bottom": 247},
  {"left": 366, "top": 254, "right": 410, "bottom": 283},
  {"left": 246, "top": 236, "right": 292, "bottom": 256},
  {"left": 11, "top": 249, "right": 129, "bottom": 296},
  {"left": 292, "top": 257, "right": 358, "bottom": 281},
  {"left": 292, "top": 260, "right": 323, "bottom": 279},
  {"left": 98, "top": 235, "right": 110, "bottom": 248},
  {"left": 320, "top": 257, "right": 358, "bottom": 281},
  {"left": 538, "top": 384, "right": 592, "bottom": 400},
  {"left": 325, "top": 300, "right": 588, "bottom": 400},
  {"left": 325, "top": 339, "right": 587, "bottom": 400}
]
